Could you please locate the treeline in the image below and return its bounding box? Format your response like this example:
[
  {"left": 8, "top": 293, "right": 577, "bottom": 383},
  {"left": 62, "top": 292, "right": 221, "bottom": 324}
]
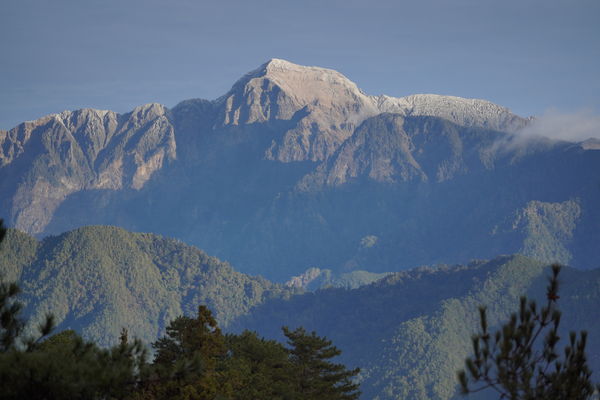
[
  {"left": 0, "top": 305, "right": 360, "bottom": 400},
  {"left": 0, "top": 220, "right": 360, "bottom": 400}
]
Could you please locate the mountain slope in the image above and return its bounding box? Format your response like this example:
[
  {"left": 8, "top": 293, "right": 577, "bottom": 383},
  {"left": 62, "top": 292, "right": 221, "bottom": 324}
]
[
  {"left": 0, "top": 104, "right": 175, "bottom": 234},
  {"left": 0, "top": 226, "right": 295, "bottom": 346},
  {"left": 2, "top": 226, "right": 598, "bottom": 399},
  {"left": 229, "top": 255, "right": 600, "bottom": 400}
]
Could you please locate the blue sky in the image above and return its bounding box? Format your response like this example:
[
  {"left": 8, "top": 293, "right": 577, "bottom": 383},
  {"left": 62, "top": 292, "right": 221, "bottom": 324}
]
[{"left": 1, "top": 0, "right": 599, "bottom": 130}]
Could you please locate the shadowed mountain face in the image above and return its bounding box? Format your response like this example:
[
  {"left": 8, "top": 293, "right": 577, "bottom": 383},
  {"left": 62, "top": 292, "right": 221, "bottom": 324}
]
[{"left": 1, "top": 59, "right": 599, "bottom": 280}]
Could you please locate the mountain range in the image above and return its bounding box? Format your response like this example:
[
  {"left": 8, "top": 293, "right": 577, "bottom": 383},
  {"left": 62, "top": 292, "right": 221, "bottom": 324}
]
[{"left": 1, "top": 59, "right": 599, "bottom": 281}]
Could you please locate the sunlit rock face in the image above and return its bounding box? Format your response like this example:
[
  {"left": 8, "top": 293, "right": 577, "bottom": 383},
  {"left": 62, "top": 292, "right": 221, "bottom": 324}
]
[
  {"left": 216, "top": 59, "right": 527, "bottom": 162},
  {"left": 1, "top": 58, "right": 527, "bottom": 236},
  {"left": 216, "top": 58, "right": 380, "bottom": 162},
  {"left": 1, "top": 104, "right": 175, "bottom": 234}
]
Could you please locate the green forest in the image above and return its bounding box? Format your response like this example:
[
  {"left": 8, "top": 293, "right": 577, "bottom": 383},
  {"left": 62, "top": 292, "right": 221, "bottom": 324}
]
[
  {"left": 0, "top": 220, "right": 362, "bottom": 400},
  {"left": 1, "top": 222, "right": 600, "bottom": 399}
]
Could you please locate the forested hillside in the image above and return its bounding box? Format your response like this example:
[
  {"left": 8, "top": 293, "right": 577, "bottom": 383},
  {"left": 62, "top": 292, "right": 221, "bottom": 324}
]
[
  {"left": 0, "top": 226, "right": 296, "bottom": 346},
  {"left": 230, "top": 255, "right": 600, "bottom": 400},
  {"left": 2, "top": 224, "right": 599, "bottom": 399}
]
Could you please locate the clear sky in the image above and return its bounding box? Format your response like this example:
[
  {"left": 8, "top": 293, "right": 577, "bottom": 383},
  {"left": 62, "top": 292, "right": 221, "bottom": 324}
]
[{"left": 1, "top": 0, "right": 599, "bottom": 130}]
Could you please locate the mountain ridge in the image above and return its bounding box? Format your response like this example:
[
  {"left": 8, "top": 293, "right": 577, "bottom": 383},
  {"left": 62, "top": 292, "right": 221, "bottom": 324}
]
[
  {"left": 230, "top": 255, "right": 600, "bottom": 400},
  {"left": 0, "top": 225, "right": 296, "bottom": 346}
]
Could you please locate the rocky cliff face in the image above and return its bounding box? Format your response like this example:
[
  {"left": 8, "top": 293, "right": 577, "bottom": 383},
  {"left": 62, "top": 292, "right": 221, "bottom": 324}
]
[
  {"left": 216, "top": 59, "right": 380, "bottom": 162},
  {"left": 0, "top": 104, "right": 175, "bottom": 234},
  {"left": 0, "top": 58, "right": 529, "bottom": 236},
  {"left": 215, "top": 59, "right": 528, "bottom": 163}
]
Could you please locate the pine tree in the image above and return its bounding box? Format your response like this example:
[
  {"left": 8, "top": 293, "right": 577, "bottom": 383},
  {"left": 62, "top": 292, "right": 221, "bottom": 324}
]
[
  {"left": 283, "top": 326, "right": 361, "bottom": 400},
  {"left": 144, "top": 305, "right": 227, "bottom": 400},
  {"left": 0, "top": 219, "right": 22, "bottom": 352},
  {"left": 153, "top": 305, "right": 225, "bottom": 366},
  {"left": 457, "top": 264, "right": 600, "bottom": 399},
  {"left": 224, "top": 330, "right": 293, "bottom": 400}
]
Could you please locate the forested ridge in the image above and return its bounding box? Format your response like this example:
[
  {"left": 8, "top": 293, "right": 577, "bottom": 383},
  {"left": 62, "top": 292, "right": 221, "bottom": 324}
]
[
  {"left": 0, "top": 220, "right": 363, "bottom": 399},
  {"left": 1, "top": 224, "right": 600, "bottom": 399},
  {"left": 233, "top": 256, "right": 600, "bottom": 399},
  {"left": 0, "top": 225, "right": 297, "bottom": 346}
]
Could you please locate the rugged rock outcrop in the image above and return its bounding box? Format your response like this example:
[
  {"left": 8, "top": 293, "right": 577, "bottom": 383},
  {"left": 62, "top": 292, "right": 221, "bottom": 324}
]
[
  {"left": 297, "top": 113, "right": 511, "bottom": 190},
  {"left": 0, "top": 104, "right": 175, "bottom": 234},
  {"left": 0, "top": 58, "right": 529, "bottom": 236},
  {"left": 215, "top": 59, "right": 527, "bottom": 163}
]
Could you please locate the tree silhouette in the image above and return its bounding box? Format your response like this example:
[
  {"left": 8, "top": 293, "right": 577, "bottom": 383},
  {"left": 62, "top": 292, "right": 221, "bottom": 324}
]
[
  {"left": 283, "top": 326, "right": 361, "bottom": 400},
  {"left": 458, "top": 264, "right": 599, "bottom": 399}
]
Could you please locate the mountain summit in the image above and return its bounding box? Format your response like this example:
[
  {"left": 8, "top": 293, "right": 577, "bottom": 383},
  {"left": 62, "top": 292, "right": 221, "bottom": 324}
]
[
  {"left": 216, "top": 59, "right": 526, "bottom": 161},
  {"left": 217, "top": 58, "right": 380, "bottom": 161}
]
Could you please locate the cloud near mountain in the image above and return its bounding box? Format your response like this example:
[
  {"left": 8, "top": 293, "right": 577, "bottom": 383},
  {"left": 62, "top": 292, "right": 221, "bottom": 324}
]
[{"left": 516, "top": 108, "right": 600, "bottom": 142}]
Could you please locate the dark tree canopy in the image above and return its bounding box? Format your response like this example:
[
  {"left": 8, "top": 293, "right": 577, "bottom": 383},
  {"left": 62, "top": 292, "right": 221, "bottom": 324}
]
[
  {"left": 153, "top": 305, "right": 226, "bottom": 366},
  {"left": 283, "top": 326, "right": 361, "bottom": 400},
  {"left": 223, "top": 330, "right": 293, "bottom": 400}
]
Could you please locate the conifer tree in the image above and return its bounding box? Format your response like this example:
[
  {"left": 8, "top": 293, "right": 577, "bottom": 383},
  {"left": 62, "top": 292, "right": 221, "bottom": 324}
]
[
  {"left": 283, "top": 326, "right": 361, "bottom": 400},
  {"left": 224, "top": 330, "right": 293, "bottom": 400},
  {"left": 144, "top": 305, "right": 227, "bottom": 400},
  {"left": 0, "top": 219, "right": 22, "bottom": 351},
  {"left": 0, "top": 219, "right": 54, "bottom": 351},
  {"left": 458, "top": 264, "right": 600, "bottom": 400}
]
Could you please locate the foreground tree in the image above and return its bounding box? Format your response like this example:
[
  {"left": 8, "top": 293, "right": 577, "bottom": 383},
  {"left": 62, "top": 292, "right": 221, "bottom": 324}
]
[
  {"left": 137, "top": 305, "right": 228, "bottom": 400},
  {"left": 283, "top": 326, "right": 361, "bottom": 400},
  {"left": 1, "top": 218, "right": 361, "bottom": 399},
  {"left": 458, "top": 264, "right": 599, "bottom": 399},
  {"left": 224, "top": 330, "right": 293, "bottom": 400},
  {"left": 0, "top": 329, "right": 147, "bottom": 400}
]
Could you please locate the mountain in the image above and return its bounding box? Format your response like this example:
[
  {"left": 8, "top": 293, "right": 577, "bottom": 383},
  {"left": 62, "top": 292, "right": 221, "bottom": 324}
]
[
  {"left": 229, "top": 255, "right": 600, "bottom": 400},
  {"left": 0, "top": 226, "right": 295, "bottom": 346},
  {"left": 1, "top": 59, "right": 599, "bottom": 280}
]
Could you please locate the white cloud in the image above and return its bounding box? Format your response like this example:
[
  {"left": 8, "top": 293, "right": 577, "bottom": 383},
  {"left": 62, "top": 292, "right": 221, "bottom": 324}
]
[{"left": 516, "top": 108, "right": 600, "bottom": 142}]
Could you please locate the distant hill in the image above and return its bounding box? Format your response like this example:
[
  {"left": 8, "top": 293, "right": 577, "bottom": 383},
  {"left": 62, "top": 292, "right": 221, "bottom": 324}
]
[
  {"left": 0, "top": 226, "right": 296, "bottom": 346},
  {"left": 230, "top": 255, "right": 600, "bottom": 400},
  {"left": 2, "top": 226, "right": 599, "bottom": 399},
  {"left": 2, "top": 59, "right": 599, "bottom": 281}
]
